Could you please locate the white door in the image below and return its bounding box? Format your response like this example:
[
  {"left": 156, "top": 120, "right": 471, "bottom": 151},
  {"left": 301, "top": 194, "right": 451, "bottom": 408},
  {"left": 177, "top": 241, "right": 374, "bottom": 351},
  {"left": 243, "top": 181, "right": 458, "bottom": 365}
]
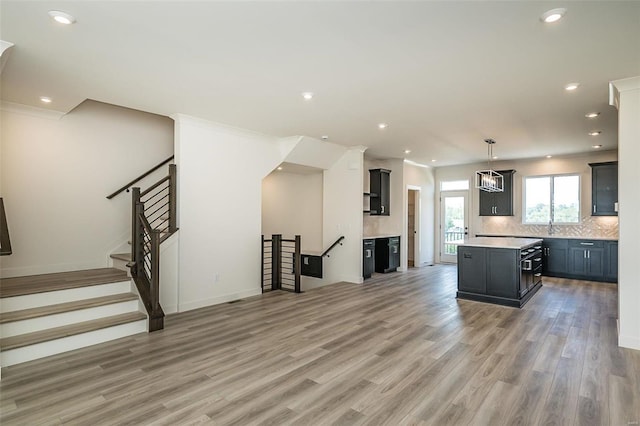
[{"left": 440, "top": 191, "right": 469, "bottom": 263}]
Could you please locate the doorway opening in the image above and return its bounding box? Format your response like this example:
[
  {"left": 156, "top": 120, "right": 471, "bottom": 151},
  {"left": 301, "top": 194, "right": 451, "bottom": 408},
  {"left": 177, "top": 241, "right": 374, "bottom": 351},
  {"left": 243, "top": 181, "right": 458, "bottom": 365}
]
[
  {"left": 407, "top": 188, "right": 420, "bottom": 268},
  {"left": 440, "top": 190, "right": 469, "bottom": 263}
]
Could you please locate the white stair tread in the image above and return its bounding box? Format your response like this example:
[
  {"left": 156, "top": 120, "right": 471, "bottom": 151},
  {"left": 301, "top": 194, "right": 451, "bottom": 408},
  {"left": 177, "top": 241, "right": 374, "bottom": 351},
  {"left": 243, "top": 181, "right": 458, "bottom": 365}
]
[
  {"left": 0, "top": 293, "right": 138, "bottom": 324},
  {"left": 0, "top": 312, "right": 146, "bottom": 351}
]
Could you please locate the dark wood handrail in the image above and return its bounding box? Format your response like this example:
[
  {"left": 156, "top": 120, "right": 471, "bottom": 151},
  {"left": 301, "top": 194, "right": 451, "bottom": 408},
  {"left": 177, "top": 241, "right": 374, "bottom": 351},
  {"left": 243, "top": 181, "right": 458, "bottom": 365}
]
[
  {"left": 322, "top": 236, "right": 345, "bottom": 257},
  {"left": 0, "top": 198, "right": 12, "bottom": 256},
  {"left": 106, "top": 156, "right": 174, "bottom": 199}
]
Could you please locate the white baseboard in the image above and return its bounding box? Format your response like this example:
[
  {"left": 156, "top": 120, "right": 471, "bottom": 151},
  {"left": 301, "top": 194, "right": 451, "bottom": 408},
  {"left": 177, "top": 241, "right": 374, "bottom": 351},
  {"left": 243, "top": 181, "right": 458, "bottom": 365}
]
[
  {"left": 178, "top": 288, "right": 262, "bottom": 312},
  {"left": 618, "top": 333, "right": 640, "bottom": 350}
]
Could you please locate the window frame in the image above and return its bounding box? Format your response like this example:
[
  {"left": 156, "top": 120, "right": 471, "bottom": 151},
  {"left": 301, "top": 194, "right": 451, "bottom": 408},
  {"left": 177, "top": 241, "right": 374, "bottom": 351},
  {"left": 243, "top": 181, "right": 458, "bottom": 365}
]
[
  {"left": 440, "top": 179, "right": 470, "bottom": 192},
  {"left": 522, "top": 173, "right": 581, "bottom": 225}
]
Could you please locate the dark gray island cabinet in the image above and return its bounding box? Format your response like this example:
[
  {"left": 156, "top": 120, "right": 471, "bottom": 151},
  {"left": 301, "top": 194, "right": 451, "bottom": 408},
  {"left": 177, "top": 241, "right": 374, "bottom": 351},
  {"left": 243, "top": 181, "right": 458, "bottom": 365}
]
[{"left": 457, "top": 237, "right": 543, "bottom": 308}]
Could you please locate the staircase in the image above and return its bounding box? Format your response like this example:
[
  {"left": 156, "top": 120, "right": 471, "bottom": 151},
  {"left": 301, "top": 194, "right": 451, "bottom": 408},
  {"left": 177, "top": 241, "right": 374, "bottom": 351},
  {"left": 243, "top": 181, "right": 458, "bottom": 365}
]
[{"left": 0, "top": 268, "right": 146, "bottom": 368}]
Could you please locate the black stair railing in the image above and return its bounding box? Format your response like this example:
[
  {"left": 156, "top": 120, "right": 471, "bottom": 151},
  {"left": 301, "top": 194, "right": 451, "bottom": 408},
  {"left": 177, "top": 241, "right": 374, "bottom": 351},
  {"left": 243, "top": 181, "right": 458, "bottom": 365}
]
[
  {"left": 261, "top": 234, "right": 301, "bottom": 293},
  {"left": 129, "top": 164, "right": 177, "bottom": 331}
]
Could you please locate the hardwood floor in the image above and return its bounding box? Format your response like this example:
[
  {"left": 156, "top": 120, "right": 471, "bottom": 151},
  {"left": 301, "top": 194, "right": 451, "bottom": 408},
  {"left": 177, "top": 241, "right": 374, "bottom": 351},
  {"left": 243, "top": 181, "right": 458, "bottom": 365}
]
[{"left": 1, "top": 265, "right": 638, "bottom": 425}]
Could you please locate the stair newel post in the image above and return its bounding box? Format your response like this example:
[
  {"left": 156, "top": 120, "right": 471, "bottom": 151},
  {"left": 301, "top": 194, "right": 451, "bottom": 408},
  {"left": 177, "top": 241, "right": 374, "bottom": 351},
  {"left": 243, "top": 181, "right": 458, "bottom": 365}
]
[
  {"left": 272, "top": 234, "right": 282, "bottom": 291},
  {"left": 148, "top": 228, "right": 164, "bottom": 331},
  {"left": 294, "top": 235, "right": 301, "bottom": 293},
  {"left": 131, "top": 187, "right": 142, "bottom": 277},
  {"left": 168, "top": 164, "right": 177, "bottom": 234}
]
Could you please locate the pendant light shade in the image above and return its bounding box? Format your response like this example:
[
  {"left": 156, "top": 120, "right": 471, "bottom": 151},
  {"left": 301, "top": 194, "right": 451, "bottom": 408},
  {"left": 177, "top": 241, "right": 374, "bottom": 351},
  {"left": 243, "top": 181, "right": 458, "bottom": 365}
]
[{"left": 475, "top": 139, "right": 504, "bottom": 192}]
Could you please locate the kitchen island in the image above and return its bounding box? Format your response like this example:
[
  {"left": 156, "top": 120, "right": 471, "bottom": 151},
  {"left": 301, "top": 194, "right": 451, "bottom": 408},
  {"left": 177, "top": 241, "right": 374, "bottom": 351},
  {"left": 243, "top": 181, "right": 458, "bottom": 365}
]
[{"left": 457, "top": 237, "right": 543, "bottom": 308}]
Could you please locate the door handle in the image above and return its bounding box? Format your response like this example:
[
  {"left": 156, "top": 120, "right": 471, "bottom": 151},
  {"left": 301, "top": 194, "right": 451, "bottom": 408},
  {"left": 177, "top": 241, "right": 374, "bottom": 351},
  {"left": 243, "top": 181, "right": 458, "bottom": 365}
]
[{"left": 381, "top": 205, "right": 385, "bottom": 214}]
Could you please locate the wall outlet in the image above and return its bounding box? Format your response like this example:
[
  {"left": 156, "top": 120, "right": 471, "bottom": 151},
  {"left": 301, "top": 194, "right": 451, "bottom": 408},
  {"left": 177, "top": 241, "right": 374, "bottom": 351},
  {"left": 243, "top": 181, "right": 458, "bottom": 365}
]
[{"left": 214, "top": 273, "right": 220, "bottom": 283}]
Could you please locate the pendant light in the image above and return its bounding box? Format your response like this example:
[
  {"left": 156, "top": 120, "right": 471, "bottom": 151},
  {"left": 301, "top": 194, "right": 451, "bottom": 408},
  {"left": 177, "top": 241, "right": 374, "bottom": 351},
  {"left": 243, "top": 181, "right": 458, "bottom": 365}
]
[{"left": 475, "top": 139, "right": 504, "bottom": 192}]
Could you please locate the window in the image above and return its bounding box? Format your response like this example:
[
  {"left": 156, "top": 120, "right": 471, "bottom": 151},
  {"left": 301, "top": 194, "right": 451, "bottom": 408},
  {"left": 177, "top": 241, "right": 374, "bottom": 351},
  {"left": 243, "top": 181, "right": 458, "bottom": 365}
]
[
  {"left": 524, "top": 174, "right": 580, "bottom": 223},
  {"left": 440, "top": 180, "right": 469, "bottom": 191}
]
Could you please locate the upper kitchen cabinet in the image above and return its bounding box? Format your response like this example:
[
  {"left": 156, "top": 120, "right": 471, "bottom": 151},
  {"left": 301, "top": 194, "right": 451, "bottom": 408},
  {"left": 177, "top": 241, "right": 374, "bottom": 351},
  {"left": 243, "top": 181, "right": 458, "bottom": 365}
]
[
  {"left": 369, "top": 168, "right": 391, "bottom": 216},
  {"left": 479, "top": 170, "right": 515, "bottom": 216},
  {"left": 589, "top": 161, "right": 618, "bottom": 216}
]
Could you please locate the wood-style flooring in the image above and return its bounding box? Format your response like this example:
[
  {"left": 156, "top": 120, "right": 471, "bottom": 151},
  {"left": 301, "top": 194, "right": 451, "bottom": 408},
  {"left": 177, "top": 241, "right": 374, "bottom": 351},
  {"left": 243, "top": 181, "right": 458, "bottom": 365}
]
[{"left": 1, "top": 265, "right": 639, "bottom": 425}]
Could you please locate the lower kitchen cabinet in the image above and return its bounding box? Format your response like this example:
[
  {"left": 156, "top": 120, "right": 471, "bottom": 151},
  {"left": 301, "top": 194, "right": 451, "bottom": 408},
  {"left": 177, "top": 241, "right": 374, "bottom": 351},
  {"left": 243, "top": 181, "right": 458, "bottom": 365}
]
[
  {"left": 606, "top": 241, "right": 618, "bottom": 282},
  {"left": 542, "top": 239, "right": 568, "bottom": 277},
  {"left": 375, "top": 236, "right": 400, "bottom": 273},
  {"left": 363, "top": 239, "right": 375, "bottom": 279},
  {"left": 457, "top": 243, "right": 542, "bottom": 308},
  {"left": 568, "top": 240, "right": 604, "bottom": 280}
]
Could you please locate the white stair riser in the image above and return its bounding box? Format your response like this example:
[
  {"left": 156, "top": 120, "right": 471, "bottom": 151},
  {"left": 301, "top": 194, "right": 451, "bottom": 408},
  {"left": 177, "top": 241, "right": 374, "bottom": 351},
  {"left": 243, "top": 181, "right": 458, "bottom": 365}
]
[
  {"left": 0, "top": 320, "right": 147, "bottom": 368},
  {"left": 1, "top": 300, "right": 141, "bottom": 338},
  {"left": 1, "top": 281, "right": 132, "bottom": 312}
]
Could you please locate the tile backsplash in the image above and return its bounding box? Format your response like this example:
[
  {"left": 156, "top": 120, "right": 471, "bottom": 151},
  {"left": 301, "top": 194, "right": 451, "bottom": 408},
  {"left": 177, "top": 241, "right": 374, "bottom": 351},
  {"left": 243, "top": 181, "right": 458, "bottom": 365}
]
[{"left": 480, "top": 215, "right": 619, "bottom": 239}]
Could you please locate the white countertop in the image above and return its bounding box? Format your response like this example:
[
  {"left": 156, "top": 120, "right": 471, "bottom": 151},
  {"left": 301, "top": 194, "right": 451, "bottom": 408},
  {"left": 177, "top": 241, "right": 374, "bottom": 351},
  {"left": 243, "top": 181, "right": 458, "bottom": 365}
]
[
  {"left": 458, "top": 237, "right": 543, "bottom": 249},
  {"left": 363, "top": 234, "right": 400, "bottom": 240}
]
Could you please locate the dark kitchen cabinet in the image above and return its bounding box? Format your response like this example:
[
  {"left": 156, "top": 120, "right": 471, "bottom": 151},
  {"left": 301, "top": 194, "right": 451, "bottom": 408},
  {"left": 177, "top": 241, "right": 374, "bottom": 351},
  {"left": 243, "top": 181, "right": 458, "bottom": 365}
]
[
  {"left": 363, "top": 239, "right": 375, "bottom": 279},
  {"left": 605, "top": 241, "right": 618, "bottom": 282},
  {"left": 375, "top": 236, "right": 400, "bottom": 273},
  {"left": 486, "top": 248, "right": 519, "bottom": 299},
  {"left": 457, "top": 246, "right": 486, "bottom": 294},
  {"left": 457, "top": 244, "right": 542, "bottom": 308},
  {"left": 568, "top": 240, "right": 604, "bottom": 280},
  {"left": 542, "top": 239, "right": 569, "bottom": 277},
  {"left": 369, "top": 169, "right": 391, "bottom": 216},
  {"left": 479, "top": 170, "right": 515, "bottom": 216},
  {"left": 589, "top": 162, "right": 618, "bottom": 216}
]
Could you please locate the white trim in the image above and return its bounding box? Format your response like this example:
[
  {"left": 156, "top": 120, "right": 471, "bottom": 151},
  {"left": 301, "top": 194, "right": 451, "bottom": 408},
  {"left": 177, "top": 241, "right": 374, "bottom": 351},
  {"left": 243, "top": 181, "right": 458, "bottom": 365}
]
[
  {"left": 1, "top": 101, "right": 65, "bottom": 120},
  {"left": 178, "top": 288, "right": 262, "bottom": 312},
  {"left": 618, "top": 334, "right": 640, "bottom": 351}
]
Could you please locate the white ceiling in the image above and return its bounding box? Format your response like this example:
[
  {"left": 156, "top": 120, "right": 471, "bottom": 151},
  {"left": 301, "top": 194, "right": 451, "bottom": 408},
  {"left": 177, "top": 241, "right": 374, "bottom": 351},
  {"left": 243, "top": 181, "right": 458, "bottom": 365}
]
[{"left": 1, "top": 1, "right": 639, "bottom": 167}]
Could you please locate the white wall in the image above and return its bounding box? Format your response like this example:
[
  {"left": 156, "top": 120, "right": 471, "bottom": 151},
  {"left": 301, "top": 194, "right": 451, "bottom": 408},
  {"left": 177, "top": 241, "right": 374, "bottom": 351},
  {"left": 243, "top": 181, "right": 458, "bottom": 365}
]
[
  {"left": 261, "top": 170, "right": 323, "bottom": 253},
  {"left": 0, "top": 100, "right": 174, "bottom": 277},
  {"left": 174, "top": 115, "right": 288, "bottom": 311},
  {"left": 611, "top": 76, "right": 640, "bottom": 350},
  {"left": 321, "top": 147, "right": 366, "bottom": 286},
  {"left": 403, "top": 163, "right": 436, "bottom": 266},
  {"left": 434, "top": 150, "right": 619, "bottom": 263}
]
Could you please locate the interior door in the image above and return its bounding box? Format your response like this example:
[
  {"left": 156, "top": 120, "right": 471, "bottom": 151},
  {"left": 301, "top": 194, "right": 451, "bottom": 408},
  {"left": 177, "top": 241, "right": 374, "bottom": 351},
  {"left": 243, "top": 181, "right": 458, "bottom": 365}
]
[{"left": 440, "top": 191, "right": 469, "bottom": 263}]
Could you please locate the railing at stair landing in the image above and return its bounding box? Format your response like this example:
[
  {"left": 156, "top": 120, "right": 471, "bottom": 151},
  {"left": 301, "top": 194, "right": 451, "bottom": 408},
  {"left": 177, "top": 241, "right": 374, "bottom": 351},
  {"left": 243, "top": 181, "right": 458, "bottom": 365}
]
[
  {"left": 107, "top": 159, "right": 177, "bottom": 332},
  {"left": 129, "top": 164, "right": 177, "bottom": 331}
]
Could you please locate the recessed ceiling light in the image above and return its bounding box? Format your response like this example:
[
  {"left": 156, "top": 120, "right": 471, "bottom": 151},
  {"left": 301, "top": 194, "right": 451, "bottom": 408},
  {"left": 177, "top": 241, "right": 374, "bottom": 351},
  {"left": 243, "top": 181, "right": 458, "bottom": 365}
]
[
  {"left": 378, "top": 123, "right": 388, "bottom": 130},
  {"left": 564, "top": 83, "right": 580, "bottom": 91},
  {"left": 277, "top": 166, "right": 283, "bottom": 170},
  {"left": 592, "top": 144, "right": 603, "bottom": 149},
  {"left": 39, "top": 96, "right": 52, "bottom": 103},
  {"left": 301, "top": 92, "right": 313, "bottom": 100},
  {"left": 546, "top": 155, "right": 553, "bottom": 158},
  {"left": 492, "top": 155, "right": 499, "bottom": 160},
  {"left": 540, "top": 8, "right": 567, "bottom": 23},
  {"left": 48, "top": 10, "right": 76, "bottom": 25},
  {"left": 321, "top": 135, "right": 329, "bottom": 140},
  {"left": 588, "top": 131, "right": 602, "bottom": 136},
  {"left": 404, "top": 149, "right": 411, "bottom": 154},
  {"left": 431, "top": 159, "right": 437, "bottom": 163},
  {"left": 585, "top": 112, "right": 600, "bottom": 118}
]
